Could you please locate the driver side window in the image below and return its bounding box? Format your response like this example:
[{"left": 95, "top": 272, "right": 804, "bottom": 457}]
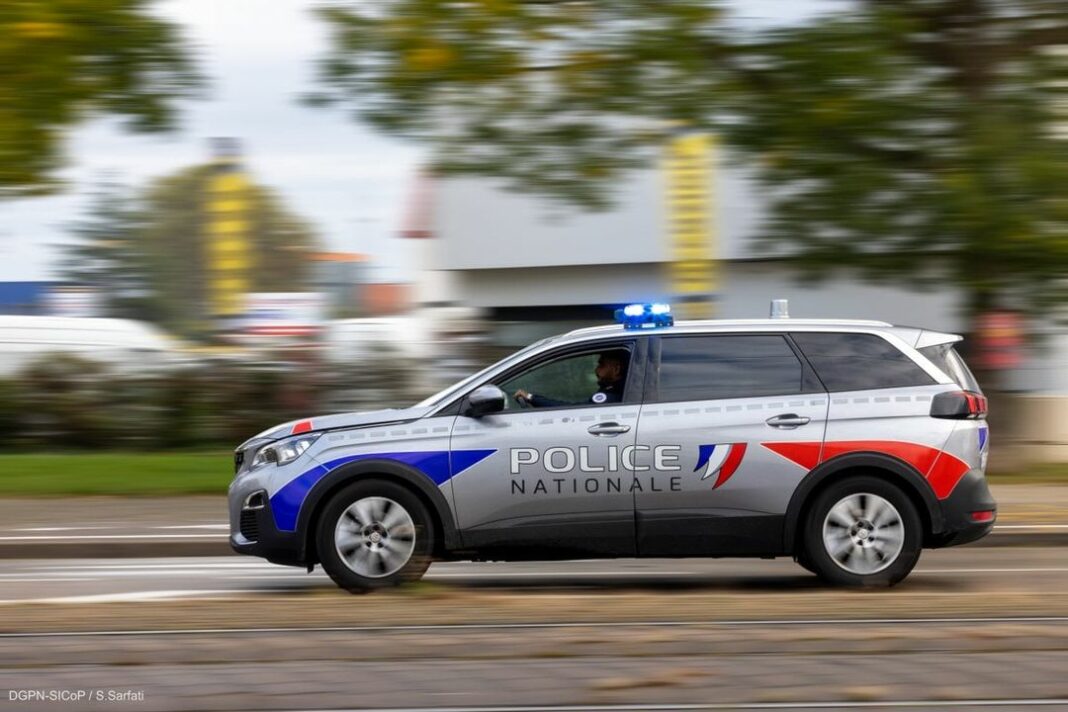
[{"left": 499, "top": 346, "right": 632, "bottom": 411}]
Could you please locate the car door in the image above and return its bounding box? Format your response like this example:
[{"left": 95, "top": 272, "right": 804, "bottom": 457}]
[
  {"left": 448, "top": 338, "right": 646, "bottom": 556},
  {"left": 633, "top": 333, "right": 828, "bottom": 557}
]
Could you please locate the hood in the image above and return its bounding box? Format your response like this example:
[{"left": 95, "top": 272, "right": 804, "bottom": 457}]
[{"left": 240, "top": 406, "right": 436, "bottom": 449}]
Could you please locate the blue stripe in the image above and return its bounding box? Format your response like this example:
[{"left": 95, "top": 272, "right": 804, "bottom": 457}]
[
  {"left": 978, "top": 426, "right": 988, "bottom": 452},
  {"left": 270, "top": 449, "right": 496, "bottom": 532},
  {"left": 693, "top": 444, "right": 716, "bottom": 473}
]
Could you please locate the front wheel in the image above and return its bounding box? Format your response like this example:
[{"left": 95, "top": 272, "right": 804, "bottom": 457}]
[
  {"left": 802, "top": 476, "right": 922, "bottom": 588},
  {"left": 316, "top": 479, "right": 434, "bottom": 593}
]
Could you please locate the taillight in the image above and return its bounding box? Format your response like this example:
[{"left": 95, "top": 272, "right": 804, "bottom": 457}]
[{"left": 931, "top": 390, "right": 988, "bottom": 419}]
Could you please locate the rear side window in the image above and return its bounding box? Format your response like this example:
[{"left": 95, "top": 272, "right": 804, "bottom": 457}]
[
  {"left": 657, "top": 335, "right": 803, "bottom": 402},
  {"left": 920, "top": 343, "right": 981, "bottom": 393},
  {"left": 792, "top": 333, "right": 936, "bottom": 392}
]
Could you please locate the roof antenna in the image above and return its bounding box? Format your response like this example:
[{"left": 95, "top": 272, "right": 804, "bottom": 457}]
[{"left": 770, "top": 299, "right": 790, "bottom": 319}]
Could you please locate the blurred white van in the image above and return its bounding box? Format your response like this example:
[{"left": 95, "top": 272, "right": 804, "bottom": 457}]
[
  {"left": 0, "top": 316, "right": 182, "bottom": 376},
  {"left": 321, "top": 317, "right": 427, "bottom": 364}
]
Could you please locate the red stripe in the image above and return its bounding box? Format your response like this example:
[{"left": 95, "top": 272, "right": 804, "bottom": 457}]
[
  {"left": 713, "top": 443, "right": 747, "bottom": 490},
  {"left": 762, "top": 442, "right": 822, "bottom": 470},
  {"left": 822, "top": 440, "right": 942, "bottom": 474},
  {"left": 760, "top": 440, "right": 969, "bottom": 500},
  {"left": 926, "top": 450, "right": 971, "bottom": 499}
]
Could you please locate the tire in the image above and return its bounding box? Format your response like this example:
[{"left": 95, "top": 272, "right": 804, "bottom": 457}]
[
  {"left": 316, "top": 479, "right": 434, "bottom": 593},
  {"left": 802, "top": 476, "right": 922, "bottom": 588},
  {"left": 795, "top": 550, "right": 817, "bottom": 575}
]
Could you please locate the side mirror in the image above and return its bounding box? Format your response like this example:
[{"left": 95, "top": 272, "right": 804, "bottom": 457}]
[{"left": 465, "top": 385, "right": 506, "bottom": 418}]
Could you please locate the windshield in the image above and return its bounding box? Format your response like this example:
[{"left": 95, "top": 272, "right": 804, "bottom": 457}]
[{"left": 414, "top": 336, "right": 559, "bottom": 408}]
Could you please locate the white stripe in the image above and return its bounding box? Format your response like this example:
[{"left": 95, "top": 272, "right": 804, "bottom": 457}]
[
  {"left": 993, "top": 524, "right": 1068, "bottom": 530},
  {"left": 918, "top": 567, "right": 1068, "bottom": 574},
  {"left": 11, "top": 590, "right": 242, "bottom": 604},
  {"left": 700, "top": 446, "right": 730, "bottom": 479},
  {"left": 2, "top": 615, "right": 1066, "bottom": 638},
  {"left": 281, "top": 701, "right": 1068, "bottom": 711},
  {"left": 24, "top": 563, "right": 269, "bottom": 572},
  {"left": 154, "top": 524, "right": 230, "bottom": 530},
  {"left": 0, "top": 523, "right": 1055, "bottom": 542},
  {"left": 0, "top": 578, "right": 95, "bottom": 583},
  {"left": 0, "top": 534, "right": 224, "bottom": 541},
  {"left": 283, "top": 702, "right": 1068, "bottom": 712}
]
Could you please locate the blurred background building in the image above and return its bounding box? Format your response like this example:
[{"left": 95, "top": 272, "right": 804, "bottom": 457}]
[{"left": 402, "top": 144, "right": 1068, "bottom": 465}]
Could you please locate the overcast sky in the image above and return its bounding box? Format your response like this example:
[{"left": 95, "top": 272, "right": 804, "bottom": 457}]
[{"left": 0, "top": 0, "right": 835, "bottom": 283}]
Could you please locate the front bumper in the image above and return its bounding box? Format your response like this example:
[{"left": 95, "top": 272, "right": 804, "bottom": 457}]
[
  {"left": 229, "top": 485, "right": 309, "bottom": 568},
  {"left": 930, "top": 468, "right": 997, "bottom": 548}
]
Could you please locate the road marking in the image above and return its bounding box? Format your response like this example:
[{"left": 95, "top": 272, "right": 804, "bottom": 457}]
[
  {"left": 155, "top": 524, "right": 230, "bottom": 530},
  {"left": 993, "top": 524, "right": 1068, "bottom": 530},
  {"left": 0, "top": 578, "right": 95, "bottom": 583},
  {"left": 0, "top": 522, "right": 1057, "bottom": 541},
  {"left": 281, "top": 701, "right": 1068, "bottom": 711},
  {"left": 918, "top": 567, "right": 1068, "bottom": 574},
  {"left": 0, "top": 534, "right": 224, "bottom": 541},
  {"left": 2, "top": 615, "right": 1067, "bottom": 638},
  {"left": 418, "top": 567, "right": 1068, "bottom": 578},
  {"left": 2, "top": 563, "right": 1068, "bottom": 582},
  {"left": 9, "top": 590, "right": 243, "bottom": 604}
]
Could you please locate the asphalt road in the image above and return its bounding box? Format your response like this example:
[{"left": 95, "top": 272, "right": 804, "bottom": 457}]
[
  {"left": 3, "top": 547, "right": 1068, "bottom": 711},
  {"left": 0, "top": 546, "right": 1066, "bottom": 603}
]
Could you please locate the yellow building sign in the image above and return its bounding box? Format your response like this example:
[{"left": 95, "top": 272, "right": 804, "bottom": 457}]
[
  {"left": 206, "top": 168, "right": 251, "bottom": 317},
  {"left": 665, "top": 133, "right": 716, "bottom": 320}
]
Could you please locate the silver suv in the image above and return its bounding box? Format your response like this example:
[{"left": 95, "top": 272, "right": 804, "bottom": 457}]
[{"left": 229, "top": 304, "right": 995, "bottom": 589}]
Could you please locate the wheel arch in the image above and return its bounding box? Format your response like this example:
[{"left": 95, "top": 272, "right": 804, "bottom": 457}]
[
  {"left": 298, "top": 459, "right": 461, "bottom": 564},
  {"left": 783, "top": 452, "right": 944, "bottom": 554}
]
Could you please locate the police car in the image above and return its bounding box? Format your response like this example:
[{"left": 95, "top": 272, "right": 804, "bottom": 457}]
[{"left": 229, "top": 302, "right": 995, "bottom": 590}]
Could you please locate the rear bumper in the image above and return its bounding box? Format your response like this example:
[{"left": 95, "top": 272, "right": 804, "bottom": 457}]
[{"left": 930, "top": 469, "right": 997, "bottom": 548}]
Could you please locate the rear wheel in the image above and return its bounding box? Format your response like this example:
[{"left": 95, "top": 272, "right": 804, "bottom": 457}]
[
  {"left": 803, "top": 476, "right": 922, "bottom": 587},
  {"left": 316, "top": 479, "right": 433, "bottom": 593}
]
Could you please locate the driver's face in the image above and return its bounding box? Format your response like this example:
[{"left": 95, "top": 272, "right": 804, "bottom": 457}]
[{"left": 595, "top": 356, "right": 623, "bottom": 383}]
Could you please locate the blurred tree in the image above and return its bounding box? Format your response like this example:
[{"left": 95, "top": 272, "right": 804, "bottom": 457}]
[
  {"left": 60, "top": 164, "right": 320, "bottom": 339},
  {"left": 313, "top": 0, "right": 1068, "bottom": 331},
  {"left": 59, "top": 180, "right": 154, "bottom": 321},
  {"left": 0, "top": 0, "right": 201, "bottom": 197}
]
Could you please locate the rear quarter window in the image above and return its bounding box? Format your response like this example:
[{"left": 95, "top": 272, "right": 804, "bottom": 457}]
[
  {"left": 792, "top": 332, "right": 936, "bottom": 392},
  {"left": 919, "top": 343, "right": 981, "bottom": 393}
]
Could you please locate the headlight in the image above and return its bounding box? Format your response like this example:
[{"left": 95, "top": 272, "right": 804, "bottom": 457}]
[{"left": 250, "top": 433, "right": 321, "bottom": 470}]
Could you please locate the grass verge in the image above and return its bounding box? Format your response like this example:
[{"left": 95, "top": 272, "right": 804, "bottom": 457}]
[{"left": 0, "top": 452, "right": 231, "bottom": 496}]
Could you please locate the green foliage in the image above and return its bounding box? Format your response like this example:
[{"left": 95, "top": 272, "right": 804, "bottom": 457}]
[
  {"left": 0, "top": 452, "right": 231, "bottom": 496},
  {"left": 58, "top": 180, "right": 152, "bottom": 321},
  {"left": 312, "top": 0, "right": 731, "bottom": 208},
  {"left": 0, "top": 0, "right": 201, "bottom": 197},
  {"left": 0, "top": 350, "right": 425, "bottom": 450},
  {"left": 313, "top": 0, "right": 1068, "bottom": 314},
  {"left": 59, "top": 167, "right": 321, "bottom": 339},
  {"left": 717, "top": 3, "right": 1068, "bottom": 315}
]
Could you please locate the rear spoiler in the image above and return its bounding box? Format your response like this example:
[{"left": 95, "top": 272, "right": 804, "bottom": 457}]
[{"left": 914, "top": 330, "right": 963, "bottom": 349}]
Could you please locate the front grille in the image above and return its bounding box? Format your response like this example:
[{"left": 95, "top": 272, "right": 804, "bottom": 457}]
[{"left": 239, "top": 510, "right": 259, "bottom": 542}]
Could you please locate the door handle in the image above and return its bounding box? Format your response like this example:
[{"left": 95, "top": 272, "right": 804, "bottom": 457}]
[
  {"left": 766, "top": 413, "right": 811, "bottom": 429},
  {"left": 588, "top": 422, "right": 631, "bottom": 436}
]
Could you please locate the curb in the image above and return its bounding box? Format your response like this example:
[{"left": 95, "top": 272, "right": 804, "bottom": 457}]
[
  {"left": 0, "top": 531, "right": 1063, "bottom": 560},
  {"left": 0, "top": 540, "right": 233, "bottom": 560}
]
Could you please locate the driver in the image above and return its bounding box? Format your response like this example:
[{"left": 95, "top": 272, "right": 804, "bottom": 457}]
[{"left": 514, "top": 350, "right": 628, "bottom": 408}]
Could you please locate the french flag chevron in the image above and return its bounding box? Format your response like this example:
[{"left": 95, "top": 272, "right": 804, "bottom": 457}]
[{"left": 694, "top": 443, "right": 748, "bottom": 490}]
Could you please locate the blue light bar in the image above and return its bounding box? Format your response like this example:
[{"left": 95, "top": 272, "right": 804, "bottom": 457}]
[{"left": 614, "top": 303, "right": 674, "bottom": 330}]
